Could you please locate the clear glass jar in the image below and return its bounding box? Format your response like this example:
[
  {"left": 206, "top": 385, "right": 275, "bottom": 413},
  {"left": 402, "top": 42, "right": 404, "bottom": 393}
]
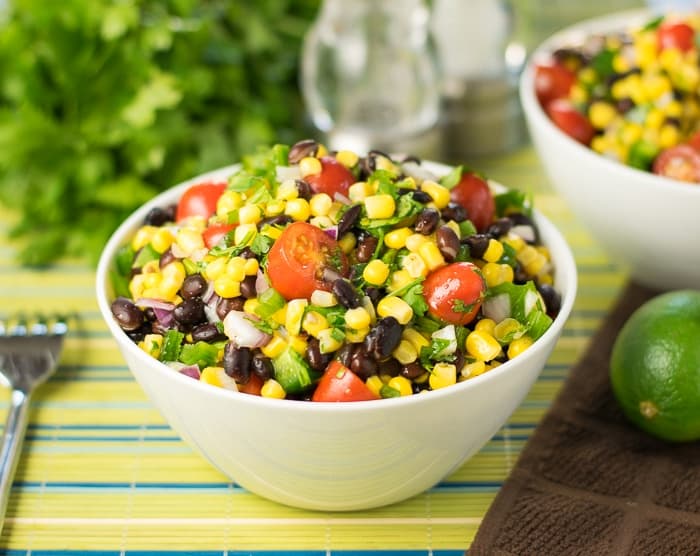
[{"left": 300, "top": 0, "right": 440, "bottom": 154}]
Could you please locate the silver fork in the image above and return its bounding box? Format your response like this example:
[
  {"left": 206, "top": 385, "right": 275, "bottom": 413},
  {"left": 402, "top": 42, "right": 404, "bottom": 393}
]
[{"left": 0, "top": 314, "right": 67, "bottom": 531}]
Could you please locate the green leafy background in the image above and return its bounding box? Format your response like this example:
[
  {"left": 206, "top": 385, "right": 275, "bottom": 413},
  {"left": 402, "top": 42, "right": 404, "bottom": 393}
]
[{"left": 0, "top": 0, "right": 320, "bottom": 266}]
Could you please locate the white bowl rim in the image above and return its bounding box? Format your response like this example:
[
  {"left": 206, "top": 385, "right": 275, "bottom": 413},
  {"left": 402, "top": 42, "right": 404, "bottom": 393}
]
[
  {"left": 96, "top": 161, "right": 577, "bottom": 415},
  {"left": 520, "top": 6, "right": 700, "bottom": 198}
]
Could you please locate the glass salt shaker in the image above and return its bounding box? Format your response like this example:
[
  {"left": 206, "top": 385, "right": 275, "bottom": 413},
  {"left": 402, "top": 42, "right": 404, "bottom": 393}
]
[{"left": 300, "top": 0, "right": 441, "bottom": 156}]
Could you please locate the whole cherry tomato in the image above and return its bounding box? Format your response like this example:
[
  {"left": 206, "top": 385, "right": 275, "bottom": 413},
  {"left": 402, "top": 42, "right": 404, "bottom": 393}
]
[
  {"left": 266, "top": 221, "right": 348, "bottom": 300},
  {"left": 423, "top": 262, "right": 486, "bottom": 326},
  {"left": 202, "top": 223, "right": 236, "bottom": 249},
  {"left": 176, "top": 181, "right": 227, "bottom": 222},
  {"left": 652, "top": 144, "right": 700, "bottom": 183},
  {"left": 312, "top": 361, "right": 379, "bottom": 402},
  {"left": 304, "top": 157, "right": 355, "bottom": 199},
  {"left": 449, "top": 171, "right": 495, "bottom": 232},
  {"left": 546, "top": 98, "right": 595, "bottom": 146},
  {"left": 658, "top": 20, "right": 695, "bottom": 52},
  {"left": 533, "top": 62, "right": 576, "bottom": 109}
]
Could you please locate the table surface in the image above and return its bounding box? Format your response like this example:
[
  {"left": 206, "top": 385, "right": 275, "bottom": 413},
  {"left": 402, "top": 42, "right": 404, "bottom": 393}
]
[{"left": 0, "top": 142, "right": 626, "bottom": 555}]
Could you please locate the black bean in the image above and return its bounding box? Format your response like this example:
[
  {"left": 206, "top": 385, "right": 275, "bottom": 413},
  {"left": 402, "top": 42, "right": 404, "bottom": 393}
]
[
  {"left": 240, "top": 275, "right": 258, "bottom": 299},
  {"left": 181, "top": 274, "right": 208, "bottom": 299},
  {"left": 288, "top": 139, "right": 319, "bottom": 164},
  {"left": 144, "top": 206, "right": 173, "bottom": 227},
  {"left": 337, "top": 204, "right": 361, "bottom": 237},
  {"left": 486, "top": 217, "right": 512, "bottom": 238},
  {"left": 251, "top": 352, "right": 274, "bottom": 381},
  {"left": 355, "top": 235, "right": 378, "bottom": 262},
  {"left": 537, "top": 283, "right": 562, "bottom": 318},
  {"left": 295, "top": 179, "right": 312, "bottom": 200},
  {"left": 453, "top": 350, "right": 465, "bottom": 374},
  {"left": 462, "top": 234, "right": 490, "bottom": 259},
  {"left": 216, "top": 296, "right": 245, "bottom": 320},
  {"left": 364, "top": 317, "right": 402, "bottom": 360},
  {"left": 111, "top": 297, "right": 144, "bottom": 331},
  {"left": 126, "top": 323, "right": 151, "bottom": 343},
  {"left": 400, "top": 361, "right": 424, "bottom": 380},
  {"left": 223, "top": 343, "right": 251, "bottom": 383},
  {"left": 380, "top": 358, "right": 400, "bottom": 377},
  {"left": 159, "top": 248, "right": 177, "bottom": 269},
  {"left": 238, "top": 247, "right": 256, "bottom": 259},
  {"left": 191, "top": 323, "right": 226, "bottom": 343},
  {"left": 332, "top": 278, "right": 361, "bottom": 309},
  {"left": 349, "top": 349, "right": 378, "bottom": 379},
  {"left": 336, "top": 343, "right": 356, "bottom": 368},
  {"left": 173, "top": 297, "right": 206, "bottom": 325},
  {"left": 513, "top": 264, "right": 530, "bottom": 284},
  {"left": 259, "top": 215, "right": 293, "bottom": 229},
  {"left": 400, "top": 154, "right": 421, "bottom": 164},
  {"left": 436, "top": 225, "right": 460, "bottom": 262},
  {"left": 414, "top": 208, "right": 440, "bottom": 235},
  {"left": 441, "top": 202, "right": 467, "bottom": 223},
  {"left": 306, "top": 337, "right": 332, "bottom": 372},
  {"left": 412, "top": 190, "right": 432, "bottom": 203},
  {"left": 364, "top": 287, "right": 382, "bottom": 306}
]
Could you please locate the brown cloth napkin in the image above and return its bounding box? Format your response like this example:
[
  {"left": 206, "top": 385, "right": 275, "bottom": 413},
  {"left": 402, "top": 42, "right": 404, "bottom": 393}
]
[{"left": 469, "top": 281, "right": 700, "bottom": 555}]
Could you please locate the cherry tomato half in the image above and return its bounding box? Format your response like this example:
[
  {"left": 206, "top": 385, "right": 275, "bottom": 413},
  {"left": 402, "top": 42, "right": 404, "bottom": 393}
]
[
  {"left": 685, "top": 131, "right": 700, "bottom": 152},
  {"left": 266, "top": 221, "right": 349, "bottom": 300},
  {"left": 652, "top": 144, "right": 700, "bottom": 183},
  {"left": 423, "top": 262, "right": 486, "bottom": 326},
  {"left": 312, "top": 361, "right": 379, "bottom": 402},
  {"left": 546, "top": 98, "right": 595, "bottom": 146},
  {"left": 304, "top": 156, "right": 355, "bottom": 199},
  {"left": 449, "top": 171, "right": 496, "bottom": 232},
  {"left": 237, "top": 374, "right": 263, "bottom": 396},
  {"left": 534, "top": 62, "right": 576, "bottom": 109},
  {"left": 202, "top": 223, "right": 236, "bottom": 249},
  {"left": 658, "top": 20, "right": 695, "bottom": 52},
  {"left": 176, "top": 181, "right": 227, "bottom": 222}
]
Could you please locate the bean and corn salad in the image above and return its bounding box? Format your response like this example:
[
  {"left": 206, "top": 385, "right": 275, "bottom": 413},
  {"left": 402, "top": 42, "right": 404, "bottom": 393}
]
[
  {"left": 109, "top": 140, "right": 561, "bottom": 402},
  {"left": 535, "top": 12, "right": 700, "bottom": 183}
]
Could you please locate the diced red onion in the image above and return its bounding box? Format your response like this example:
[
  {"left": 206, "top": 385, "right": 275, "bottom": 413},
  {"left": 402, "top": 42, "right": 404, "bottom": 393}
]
[
  {"left": 204, "top": 302, "right": 220, "bottom": 324},
  {"left": 202, "top": 280, "right": 216, "bottom": 304},
  {"left": 323, "top": 226, "right": 339, "bottom": 240},
  {"left": 255, "top": 269, "right": 270, "bottom": 294},
  {"left": 135, "top": 298, "right": 175, "bottom": 311},
  {"left": 333, "top": 192, "right": 351, "bottom": 205},
  {"left": 153, "top": 307, "right": 175, "bottom": 328},
  {"left": 223, "top": 310, "right": 271, "bottom": 348},
  {"left": 166, "top": 362, "right": 201, "bottom": 380},
  {"left": 510, "top": 224, "right": 536, "bottom": 243},
  {"left": 276, "top": 165, "right": 301, "bottom": 183},
  {"left": 432, "top": 324, "right": 457, "bottom": 357},
  {"left": 482, "top": 293, "right": 511, "bottom": 323},
  {"left": 170, "top": 242, "right": 188, "bottom": 259},
  {"left": 400, "top": 161, "right": 438, "bottom": 183},
  {"left": 524, "top": 290, "right": 540, "bottom": 316}
]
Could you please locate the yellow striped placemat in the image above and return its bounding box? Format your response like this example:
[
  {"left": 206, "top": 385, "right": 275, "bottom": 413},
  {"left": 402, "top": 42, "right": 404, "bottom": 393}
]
[{"left": 0, "top": 144, "right": 626, "bottom": 554}]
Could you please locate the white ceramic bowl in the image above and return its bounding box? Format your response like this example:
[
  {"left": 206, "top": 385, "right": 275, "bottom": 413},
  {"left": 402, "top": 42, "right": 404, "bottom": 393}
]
[
  {"left": 96, "top": 161, "right": 577, "bottom": 511},
  {"left": 520, "top": 9, "right": 700, "bottom": 291}
]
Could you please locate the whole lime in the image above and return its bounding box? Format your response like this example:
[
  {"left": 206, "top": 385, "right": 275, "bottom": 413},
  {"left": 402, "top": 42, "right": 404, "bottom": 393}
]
[{"left": 610, "top": 289, "right": 700, "bottom": 442}]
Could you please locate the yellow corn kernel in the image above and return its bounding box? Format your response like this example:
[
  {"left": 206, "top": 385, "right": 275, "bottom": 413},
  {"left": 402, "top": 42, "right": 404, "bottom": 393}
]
[
  {"left": 612, "top": 53, "right": 631, "bottom": 74},
  {"left": 388, "top": 375, "right": 413, "bottom": 396},
  {"left": 309, "top": 193, "right": 333, "bottom": 216},
  {"left": 517, "top": 244, "right": 539, "bottom": 267},
  {"left": 385, "top": 227, "right": 412, "bottom": 249},
  {"left": 234, "top": 223, "right": 257, "bottom": 245},
  {"left": 158, "top": 277, "right": 182, "bottom": 302},
  {"left": 445, "top": 219, "right": 461, "bottom": 239},
  {"left": 129, "top": 274, "right": 147, "bottom": 299},
  {"left": 238, "top": 204, "right": 262, "bottom": 225},
  {"left": 243, "top": 298, "right": 260, "bottom": 315},
  {"left": 302, "top": 311, "right": 329, "bottom": 337},
  {"left": 494, "top": 317, "right": 524, "bottom": 343},
  {"left": 524, "top": 254, "right": 547, "bottom": 277},
  {"left": 243, "top": 258, "right": 259, "bottom": 276},
  {"left": 261, "top": 378, "right": 286, "bottom": 399},
  {"left": 338, "top": 232, "right": 357, "bottom": 254},
  {"left": 309, "top": 216, "right": 334, "bottom": 229},
  {"left": 645, "top": 108, "right": 665, "bottom": 130},
  {"left": 261, "top": 334, "right": 288, "bottom": 359},
  {"left": 619, "top": 122, "right": 643, "bottom": 146},
  {"left": 285, "top": 299, "right": 307, "bottom": 336},
  {"left": 374, "top": 155, "right": 399, "bottom": 174},
  {"left": 508, "top": 335, "right": 534, "bottom": 359},
  {"left": 276, "top": 179, "right": 300, "bottom": 201},
  {"left": 225, "top": 256, "right": 247, "bottom": 282},
  {"left": 299, "top": 156, "right": 322, "bottom": 177},
  {"left": 502, "top": 233, "right": 525, "bottom": 253},
  {"left": 429, "top": 362, "right": 457, "bottom": 390},
  {"left": 660, "top": 46, "right": 683, "bottom": 71},
  {"left": 665, "top": 99, "right": 683, "bottom": 118},
  {"left": 392, "top": 339, "right": 418, "bottom": 365},
  {"left": 569, "top": 83, "right": 588, "bottom": 104},
  {"left": 418, "top": 242, "right": 446, "bottom": 271},
  {"left": 139, "top": 334, "right": 163, "bottom": 358},
  {"left": 288, "top": 334, "right": 307, "bottom": 355},
  {"left": 588, "top": 101, "right": 618, "bottom": 130},
  {"left": 460, "top": 360, "right": 487, "bottom": 379},
  {"left": 316, "top": 143, "right": 328, "bottom": 157},
  {"left": 271, "top": 305, "right": 288, "bottom": 326},
  {"left": 658, "top": 124, "right": 681, "bottom": 149},
  {"left": 203, "top": 257, "right": 227, "bottom": 281},
  {"left": 131, "top": 225, "right": 158, "bottom": 251},
  {"left": 200, "top": 366, "right": 238, "bottom": 391},
  {"left": 466, "top": 330, "right": 502, "bottom": 361},
  {"left": 176, "top": 227, "right": 205, "bottom": 255},
  {"left": 405, "top": 233, "right": 429, "bottom": 252},
  {"left": 348, "top": 181, "right": 374, "bottom": 202},
  {"left": 366, "top": 375, "right": 384, "bottom": 397},
  {"left": 216, "top": 191, "right": 243, "bottom": 218},
  {"left": 377, "top": 296, "right": 413, "bottom": 325},
  {"left": 317, "top": 328, "right": 343, "bottom": 353},
  {"left": 214, "top": 276, "right": 241, "bottom": 299},
  {"left": 363, "top": 259, "right": 390, "bottom": 285},
  {"left": 345, "top": 327, "right": 369, "bottom": 343},
  {"left": 389, "top": 269, "right": 413, "bottom": 292},
  {"left": 142, "top": 259, "right": 160, "bottom": 275},
  {"left": 402, "top": 327, "right": 429, "bottom": 351},
  {"left": 345, "top": 307, "right": 371, "bottom": 330},
  {"left": 310, "top": 289, "right": 337, "bottom": 307},
  {"left": 285, "top": 198, "right": 311, "bottom": 222},
  {"left": 481, "top": 262, "right": 513, "bottom": 287},
  {"left": 364, "top": 194, "right": 396, "bottom": 219},
  {"left": 161, "top": 260, "right": 186, "bottom": 283},
  {"left": 577, "top": 66, "right": 597, "bottom": 85},
  {"left": 474, "top": 318, "right": 497, "bottom": 336},
  {"left": 335, "top": 149, "right": 358, "bottom": 168},
  {"left": 401, "top": 252, "right": 428, "bottom": 278},
  {"left": 264, "top": 199, "right": 286, "bottom": 217},
  {"left": 150, "top": 228, "right": 174, "bottom": 253},
  {"left": 262, "top": 225, "right": 282, "bottom": 240},
  {"left": 482, "top": 239, "right": 504, "bottom": 263},
  {"left": 643, "top": 73, "right": 672, "bottom": 100},
  {"left": 361, "top": 295, "right": 377, "bottom": 325},
  {"left": 420, "top": 180, "right": 450, "bottom": 209}
]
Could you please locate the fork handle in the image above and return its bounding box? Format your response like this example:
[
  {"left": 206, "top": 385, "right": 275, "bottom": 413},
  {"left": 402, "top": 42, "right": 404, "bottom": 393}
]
[{"left": 0, "top": 389, "right": 31, "bottom": 531}]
